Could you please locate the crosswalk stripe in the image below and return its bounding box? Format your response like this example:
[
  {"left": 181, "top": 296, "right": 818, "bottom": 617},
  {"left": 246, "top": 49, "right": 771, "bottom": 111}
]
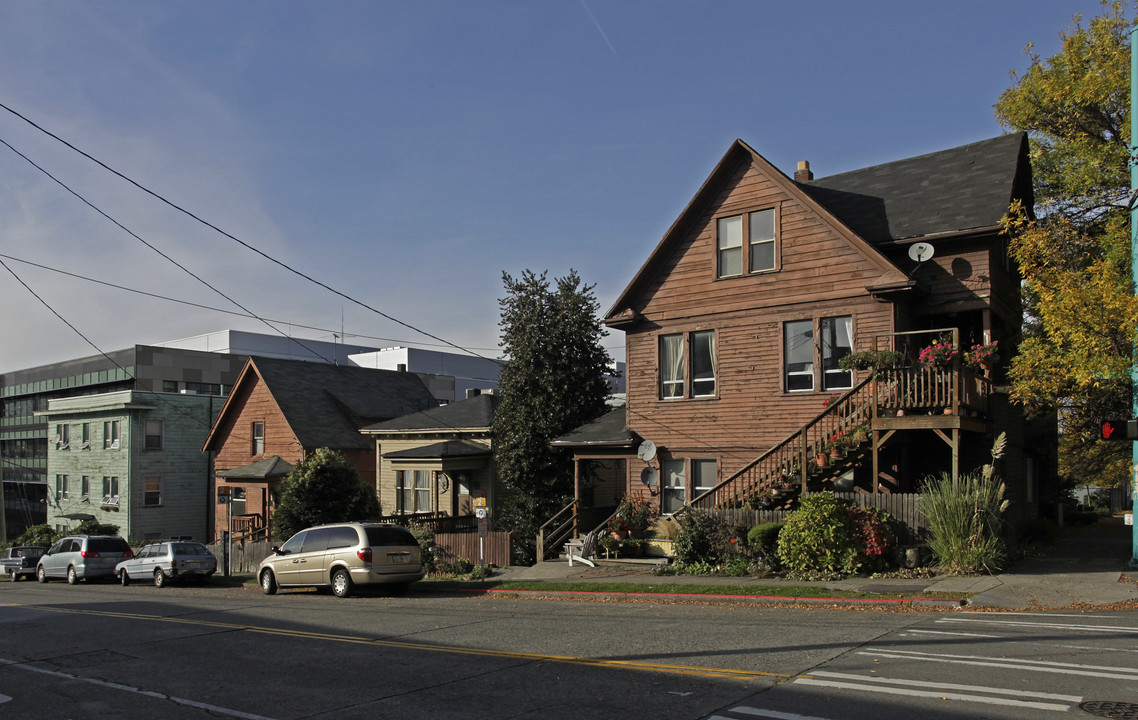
[{"left": 793, "top": 677, "right": 1070, "bottom": 711}]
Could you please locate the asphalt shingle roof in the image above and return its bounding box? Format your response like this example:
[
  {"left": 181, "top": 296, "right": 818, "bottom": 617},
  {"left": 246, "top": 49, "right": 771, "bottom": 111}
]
[
  {"left": 362, "top": 393, "right": 498, "bottom": 433},
  {"left": 799, "top": 133, "right": 1030, "bottom": 244},
  {"left": 551, "top": 407, "right": 636, "bottom": 448},
  {"left": 382, "top": 440, "right": 491, "bottom": 459},
  {"left": 249, "top": 356, "right": 435, "bottom": 450}
]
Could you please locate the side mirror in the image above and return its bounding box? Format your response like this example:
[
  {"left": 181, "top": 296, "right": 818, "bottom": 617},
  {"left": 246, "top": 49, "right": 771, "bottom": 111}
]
[{"left": 271, "top": 546, "right": 282, "bottom": 555}]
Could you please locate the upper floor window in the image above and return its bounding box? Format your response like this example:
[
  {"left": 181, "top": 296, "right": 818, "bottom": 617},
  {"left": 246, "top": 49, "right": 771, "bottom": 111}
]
[
  {"left": 144, "top": 476, "right": 161, "bottom": 506},
  {"left": 717, "top": 208, "right": 777, "bottom": 278},
  {"left": 252, "top": 422, "right": 264, "bottom": 455},
  {"left": 103, "top": 420, "right": 120, "bottom": 450},
  {"left": 784, "top": 315, "right": 853, "bottom": 392},
  {"left": 144, "top": 420, "right": 163, "bottom": 450},
  {"left": 659, "top": 330, "right": 717, "bottom": 400},
  {"left": 55, "top": 424, "right": 69, "bottom": 450}
]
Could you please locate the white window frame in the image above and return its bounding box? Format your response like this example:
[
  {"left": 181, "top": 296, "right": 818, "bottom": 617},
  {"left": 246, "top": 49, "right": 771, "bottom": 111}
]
[
  {"left": 659, "top": 330, "right": 717, "bottom": 400},
  {"left": 252, "top": 422, "right": 265, "bottom": 455},
  {"left": 716, "top": 208, "right": 778, "bottom": 278},
  {"left": 104, "top": 420, "right": 120, "bottom": 450},
  {"left": 821, "top": 316, "right": 854, "bottom": 391},
  {"left": 785, "top": 320, "right": 815, "bottom": 392},
  {"left": 144, "top": 476, "right": 161, "bottom": 507},
  {"left": 55, "top": 474, "right": 68, "bottom": 501}
]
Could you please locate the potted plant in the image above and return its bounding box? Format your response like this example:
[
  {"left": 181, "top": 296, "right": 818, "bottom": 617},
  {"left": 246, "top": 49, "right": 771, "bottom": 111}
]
[
  {"left": 839, "top": 349, "right": 906, "bottom": 375},
  {"left": 918, "top": 337, "right": 959, "bottom": 368},
  {"left": 608, "top": 496, "right": 656, "bottom": 538},
  {"left": 963, "top": 341, "right": 999, "bottom": 375}
]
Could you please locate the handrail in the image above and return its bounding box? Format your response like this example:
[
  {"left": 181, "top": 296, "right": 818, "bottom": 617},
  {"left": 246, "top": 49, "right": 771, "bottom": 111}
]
[
  {"left": 536, "top": 499, "right": 577, "bottom": 563},
  {"left": 689, "top": 364, "right": 992, "bottom": 510}
]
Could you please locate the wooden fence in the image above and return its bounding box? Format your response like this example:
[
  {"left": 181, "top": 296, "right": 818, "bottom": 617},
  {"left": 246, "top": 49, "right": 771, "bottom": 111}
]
[
  {"left": 207, "top": 541, "right": 274, "bottom": 574},
  {"left": 435, "top": 531, "right": 512, "bottom": 568},
  {"left": 706, "top": 492, "right": 924, "bottom": 545}
]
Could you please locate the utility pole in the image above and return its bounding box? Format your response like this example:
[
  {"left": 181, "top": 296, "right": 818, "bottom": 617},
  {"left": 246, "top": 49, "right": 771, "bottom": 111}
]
[{"left": 1130, "top": 25, "right": 1138, "bottom": 566}]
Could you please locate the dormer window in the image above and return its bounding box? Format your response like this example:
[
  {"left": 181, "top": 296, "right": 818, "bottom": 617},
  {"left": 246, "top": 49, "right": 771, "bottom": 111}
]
[{"left": 717, "top": 208, "right": 777, "bottom": 278}]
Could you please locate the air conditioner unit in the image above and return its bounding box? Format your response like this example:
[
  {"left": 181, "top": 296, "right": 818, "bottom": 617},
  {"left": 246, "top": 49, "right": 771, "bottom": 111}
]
[{"left": 110, "top": 439, "right": 120, "bottom": 450}]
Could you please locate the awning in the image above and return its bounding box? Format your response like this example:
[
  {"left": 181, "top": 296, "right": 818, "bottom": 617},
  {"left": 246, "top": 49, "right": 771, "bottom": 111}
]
[{"left": 57, "top": 513, "right": 96, "bottom": 521}]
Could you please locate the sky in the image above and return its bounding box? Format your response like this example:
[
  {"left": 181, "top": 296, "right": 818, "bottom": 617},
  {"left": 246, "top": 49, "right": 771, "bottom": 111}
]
[{"left": 0, "top": 0, "right": 1116, "bottom": 372}]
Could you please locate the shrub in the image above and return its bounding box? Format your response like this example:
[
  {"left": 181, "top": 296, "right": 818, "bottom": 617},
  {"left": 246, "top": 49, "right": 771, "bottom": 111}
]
[
  {"left": 777, "top": 492, "right": 860, "bottom": 578},
  {"left": 409, "top": 524, "right": 438, "bottom": 572},
  {"left": 14, "top": 524, "right": 59, "bottom": 548},
  {"left": 848, "top": 506, "right": 894, "bottom": 572},
  {"left": 435, "top": 557, "right": 474, "bottom": 575},
  {"left": 920, "top": 433, "right": 1010, "bottom": 574},
  {"left": 72, "top": 520, "right": 121, "bottom": 536},
  {"left": 671, "top": 510, "right": 725, "bottom": 566},
  {"left": 747, "top": 522, "right": 783, "bottom": 565}
]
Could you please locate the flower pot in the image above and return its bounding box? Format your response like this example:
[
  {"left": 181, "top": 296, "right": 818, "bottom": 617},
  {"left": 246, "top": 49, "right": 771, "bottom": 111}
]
[
  {"left": 815, "top": 453, "right": 829, "bottom": 468},
  {"left": 829, "top": 448, "right": 842, "bottom": 459}
]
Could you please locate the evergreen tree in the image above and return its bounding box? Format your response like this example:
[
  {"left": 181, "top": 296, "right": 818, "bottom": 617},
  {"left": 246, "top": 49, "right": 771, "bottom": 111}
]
[
  {"left": 491, "top": 269, "right": 614, "bottom": 564},
  {"left": 995, "top": 0, "right": 1138, "bottom": 487},
  {"left": 272, "top": 447, "right": 380, "bottom": 540}
]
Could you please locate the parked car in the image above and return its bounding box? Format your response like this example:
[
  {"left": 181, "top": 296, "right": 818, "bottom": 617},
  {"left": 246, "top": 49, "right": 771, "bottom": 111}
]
[
  {"left": 115, "top": 541, "right": 217, "bottom": 587},
  {"left": 258, "top": 522, "right": 424, "bottom": 598},
  {"left": 2, "top": 546, "right": 46, "bottom": 581},
  {"left": 37, "top": 535, "right": 134, "bottom": 584}
]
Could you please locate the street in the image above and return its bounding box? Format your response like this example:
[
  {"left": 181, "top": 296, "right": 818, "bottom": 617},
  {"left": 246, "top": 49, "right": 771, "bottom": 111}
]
[{"left": 0, "top": 580, "right": 1136, "bottom": 719}]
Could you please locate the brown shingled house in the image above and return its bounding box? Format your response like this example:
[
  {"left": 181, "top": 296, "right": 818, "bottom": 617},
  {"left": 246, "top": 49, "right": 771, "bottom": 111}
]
[
  {"left": 201, "top": 356, "right": 435, "bottom": 542},
  {"left": 550, "top": 134, "right": 1056, "bottom": 553}
]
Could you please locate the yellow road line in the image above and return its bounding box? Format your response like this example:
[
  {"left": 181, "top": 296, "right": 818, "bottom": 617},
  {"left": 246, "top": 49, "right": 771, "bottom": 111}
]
[{"left": 15, "top": 604, "right": 790, "bottom": 682}]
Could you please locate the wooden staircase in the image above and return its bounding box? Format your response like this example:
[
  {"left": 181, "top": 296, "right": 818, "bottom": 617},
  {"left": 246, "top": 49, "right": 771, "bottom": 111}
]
[{"left": 690, "top": 366, "right": 992, "bottom": 511}]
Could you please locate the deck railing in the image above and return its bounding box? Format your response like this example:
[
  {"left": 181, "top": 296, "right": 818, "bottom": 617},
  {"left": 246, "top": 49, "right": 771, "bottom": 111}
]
[{"left": 690, "top": 366, "right": 992, "bottom": 510}]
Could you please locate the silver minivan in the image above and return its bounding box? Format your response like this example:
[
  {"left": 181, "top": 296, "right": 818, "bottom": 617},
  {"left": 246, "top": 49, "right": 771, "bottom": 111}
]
[
  {"left": 37, "top": 535, "right": 134, "bottom": 584},
  {"left": 258, "top": 522, "right": 424, "bottom": 598}
]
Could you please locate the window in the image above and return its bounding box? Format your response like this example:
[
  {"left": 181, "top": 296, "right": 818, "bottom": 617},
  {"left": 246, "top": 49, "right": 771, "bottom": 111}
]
[
  {"left": 81, "top": 476, "right": 89, "bottom": 500},
  {"left": 144, "top": 420, "right": 163, "bottom": 450},
  {"left": 104, "top": 420, "right": 120, "bottom": 449},
  {"left": 692, "top": 459, "right": 717, "bottom": 504},
  {"left": 396, "top": 469, "right": 432, "bottom": 513},
  {"left": 785, "top": 316, "right": 854, "bottom": 392},
  {"left": 785, "top": 320, "right": 815, "bottom": 392},
  {"left": 55, "top": 474, "right": 68, "bottom": 501},
  {"left": 80, "top": 423, "right": 90, "bottom": 449},
  {"left": 101, "top": 476, "right": 119, "bottom": 502},
  {"left": 144, "top": 476, "right": 161, "bottom": 506},
  {"left": 660, "top": 335, "right": 684, "bottom": 399},
  {"left": 55, "top": 424, "right": 70, "bottom": 450},
  {"left": 660, "top": 459, "right": 686, "bottom": 515},
  {"left": 659, "top": 330, "right": 717, "bottom": 399},
  {"left": 252, "top": 422, "right": 264, "bottom": 455},
  {"left": 717, "top": 209, "right": 777, "bottom": 278},
  {"left": 162, "top": 380, "right": 179, "bottom": 393},
  {"left": 821, "top": 316, "right": 853, "bottom": 390}
]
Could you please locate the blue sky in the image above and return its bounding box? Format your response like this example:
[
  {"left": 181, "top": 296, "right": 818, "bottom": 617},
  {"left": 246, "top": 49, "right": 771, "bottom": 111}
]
[{"left": 0, "top": 0, "right": 1114, "bottom": 371}]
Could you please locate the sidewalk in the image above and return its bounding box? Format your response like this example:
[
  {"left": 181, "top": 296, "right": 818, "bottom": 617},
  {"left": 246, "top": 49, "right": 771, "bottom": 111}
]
[{"left": 491, "top": 516, "right": 1138, "bottom": 610}]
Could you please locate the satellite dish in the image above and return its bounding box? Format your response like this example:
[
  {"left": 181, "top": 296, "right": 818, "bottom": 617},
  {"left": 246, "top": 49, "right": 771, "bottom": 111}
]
[
  {"left": 908, "top": 242, "right": 935, "bottom": 263},
  {"left": 636, "top": 440, "right": 657, "bottom": 462},
  {"left": 640, "top": 466, "right": 659, "bottom": 488}
]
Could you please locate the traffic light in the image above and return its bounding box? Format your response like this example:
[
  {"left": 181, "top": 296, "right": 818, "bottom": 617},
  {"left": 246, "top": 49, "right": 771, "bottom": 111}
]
[{"left": 1100, "top": 419, "right": 1138, "bottom": 441}]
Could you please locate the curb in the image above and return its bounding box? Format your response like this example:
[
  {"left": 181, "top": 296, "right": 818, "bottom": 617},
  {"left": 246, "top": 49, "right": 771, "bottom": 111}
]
[{"left": 438, "top": 586, "right": 967, "bottom": 608}]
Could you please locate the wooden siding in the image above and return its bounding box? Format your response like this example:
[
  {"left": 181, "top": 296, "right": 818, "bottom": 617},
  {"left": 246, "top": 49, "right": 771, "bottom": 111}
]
[{"left": 374, "top": 436, "right": 494, "bottom": 517}]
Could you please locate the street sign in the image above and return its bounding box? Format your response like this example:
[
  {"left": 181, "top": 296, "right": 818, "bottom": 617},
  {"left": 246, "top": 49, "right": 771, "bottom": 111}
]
[{"left": 1101, "top": 419, "right": 1138, "bottom": 441}]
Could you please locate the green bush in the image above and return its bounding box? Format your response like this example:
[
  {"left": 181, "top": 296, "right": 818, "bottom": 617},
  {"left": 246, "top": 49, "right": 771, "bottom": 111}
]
[
  {"left": 777, "top": 492, "right": 860, "bottom": 578},
  {"left": 848, "top": 506, "right": 894, "bottom": 572},
  {"left": 747, "top": 522, "right": 783, "bottom": 564},
  {"left": 14, "top": 524, "right": 59, "bottom": 548},
  {"left": 672, "top": 510, "right": 725, "bottom": 566},
  {"left": 409, "top": 524, "right": 438, "bottom": 572}
]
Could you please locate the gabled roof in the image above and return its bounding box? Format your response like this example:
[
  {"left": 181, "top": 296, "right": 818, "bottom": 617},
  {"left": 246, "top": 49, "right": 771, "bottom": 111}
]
[
  {"left": 551, "top": 407, "right": 637, "bottom": 449},
  {"left": 799, "top": 133, "right": 1031, "bottom": 244},
  {"left": 382, "top": 440, "right": 491, "bottom": 459},
  {"left": 203, "top": 356, "right": 435, "bottom": 452},
  {"left": 605, "top": 134, "right": 1030, "bottom": 323},
  {"left": 361, "top": 393, "right": 498, "bottom": 434}
]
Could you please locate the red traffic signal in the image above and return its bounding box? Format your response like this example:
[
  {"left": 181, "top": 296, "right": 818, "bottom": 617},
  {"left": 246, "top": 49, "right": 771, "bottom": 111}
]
[{"left": 1101, "top": 419, "right": 1138, "bottom": 441}]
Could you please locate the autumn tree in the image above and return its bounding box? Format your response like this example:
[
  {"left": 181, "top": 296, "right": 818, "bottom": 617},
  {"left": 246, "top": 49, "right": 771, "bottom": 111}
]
[
  {"left": 491, "top": 269, "right": 614, "bottom": 564},
  {"left": 995, "top": 0, "right": 1138, "bottom": 487},
  {"left": 272, "top": 447, "right": 380, "bottom": 540}
]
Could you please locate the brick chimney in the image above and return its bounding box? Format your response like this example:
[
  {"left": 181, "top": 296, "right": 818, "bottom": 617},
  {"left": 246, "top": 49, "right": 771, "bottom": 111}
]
[{"left": 794, "top": 160, "right": 813, "bottom": 182}]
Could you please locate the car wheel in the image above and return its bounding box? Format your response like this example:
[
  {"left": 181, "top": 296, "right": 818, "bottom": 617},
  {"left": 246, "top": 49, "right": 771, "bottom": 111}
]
[
  {"left": 260, "top": 569, "right": 277, "bottom": 595},
  {"left": 153, "top": 569, "right": 167, "bottom": 588},
  {"left": 120, "top": 570, "right": 131, "bottom": 586},
  {"left": 10, "top": 569, "right": 18, "bottom": 582},
  {"left": 37, "top": 565, "right": 47, "bottom": 583},
  {"left": 330, "top": 568, "right": 353, "bottom": 598},
  {"left": 67, "top": 566, "right": 79, "bottom": 585}
]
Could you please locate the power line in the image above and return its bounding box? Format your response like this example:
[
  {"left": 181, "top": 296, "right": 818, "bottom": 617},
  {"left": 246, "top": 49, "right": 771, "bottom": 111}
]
[
  {"left": 0, "top": 252, "right": 508, "bottom": 354},
  {"left": 0, "top": 100, "right": 500, "bottom": 364}
]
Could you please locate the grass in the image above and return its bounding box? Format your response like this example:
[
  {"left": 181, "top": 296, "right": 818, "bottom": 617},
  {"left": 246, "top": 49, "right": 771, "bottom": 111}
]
[{"left": 419, "top": 578, "right": 964, "bottom": 602}]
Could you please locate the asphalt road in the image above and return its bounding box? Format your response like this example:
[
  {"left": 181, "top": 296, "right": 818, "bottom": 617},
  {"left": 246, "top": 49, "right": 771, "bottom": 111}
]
[{"left": 1, "top": 579, "right": 1136, "bottom": 719}]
